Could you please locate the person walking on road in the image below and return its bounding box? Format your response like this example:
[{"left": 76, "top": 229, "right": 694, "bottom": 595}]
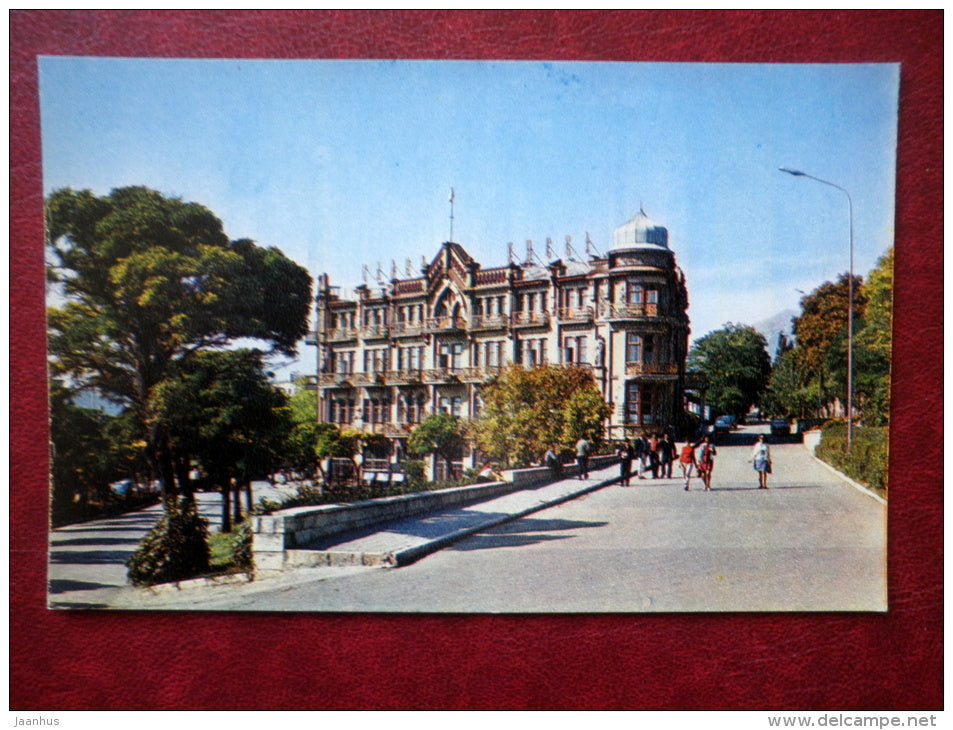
[
  {"left": 680, "top": 441, "right": 698, "bottom": 490},
  {"left": 659, "top": 433, "right": 675, "bottom": 478},
  {"left": 616, "top": 441, "right": 635, "bottom": 486},
  {"left": 696, "top": 436, "right": 717, "bottom": 491},
  {"left": 575, "top": 437, "right": 591, "bottom": 480},
  {"left": 749, "top": 434, "right": 772, "bottom": 489}
]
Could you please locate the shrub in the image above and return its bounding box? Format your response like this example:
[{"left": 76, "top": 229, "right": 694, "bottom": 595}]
[
  {"left": 127, "top": 499, "right": 211, "bottom": 586},
  {"left": 815, "top": 421, "right": 888, "bottom": 496},
  {"left": 401, "top": 459, "right": 426, "bottom": 486}
]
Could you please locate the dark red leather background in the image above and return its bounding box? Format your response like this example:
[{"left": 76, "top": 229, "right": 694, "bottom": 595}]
[{"left": 10, "top": 11, "right": 942, "bottom": 710}]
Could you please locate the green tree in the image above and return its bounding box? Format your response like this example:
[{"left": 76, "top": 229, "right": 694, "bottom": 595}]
[
  {"left": 49, "top": 382, "right": 123, "bottom": 515},
  {"left": 284, "top": 385, "right": 320, "bottom": 478},
  {"left": 687, "top": 324, "right": 772, "bottom": 419},
  {"left": 45, "top": 186, "right": 312, "bottom": 500},
  {"left": 853, "top": 248, "right": 893, "bottom": 425},
  {"left": 150, "top": 349, "right": 291, "bottom": 532},
  {"left": 408, "top": 413, "right": 467, "bottom": 476},
  {"left": 471, "top": 365, "right": 612, "bottom": 468}
]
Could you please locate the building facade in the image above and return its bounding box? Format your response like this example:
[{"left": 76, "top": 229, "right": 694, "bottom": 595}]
[{"left": 310, "top": 210, "right": 692, "bottom": 476}]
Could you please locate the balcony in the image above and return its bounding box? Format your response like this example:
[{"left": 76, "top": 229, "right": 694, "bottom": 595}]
[
  {"left": 604, "top": 303, "right": 659, "bottom": 321},
  {"left": 327, "top": 327, "right": 358, "bottom": 342},
  {"left": 469, "top": 314, "right": 509, "bottom": 332},
  {"left": 625, "top": 361, "right": 679, "bottom": 377},
  {"left": 556, "top": 306, "right": 594, "bottom": 324},
  {"left": 511, "top": 311, "right": 550, "bottom": 329},
  {"left": 361, "top": 323, "right": 389, "bottom": 341},
  {"left": 390, "top": 321, "right": 426, "bottom": 338},
  {"left": 317, "top": 372, "right": 356, "bottom": 387},
  {"left": 385, "top": 369, "right": 424, "bottom": 385},
  {"left": 426, "top": 316, "right": 467, "bottom": 333}
]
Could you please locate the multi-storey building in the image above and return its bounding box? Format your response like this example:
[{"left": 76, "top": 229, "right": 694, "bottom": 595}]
[{"left": 310, "top": 210, "right": 692, "bottom": 477}]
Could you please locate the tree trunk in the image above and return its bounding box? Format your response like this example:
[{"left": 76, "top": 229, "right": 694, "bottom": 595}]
[
  {"left": 232, "top": 477, "right": 242, "bottom": 525},
  {"left": 220, "top": 475, "right": 232, "bottom": 533},
  {"left": 175, "top": 458, "right": 194, "bottom": 505},
  {"left": 244, "top": 479, "right": 253, "bottom": 514}
]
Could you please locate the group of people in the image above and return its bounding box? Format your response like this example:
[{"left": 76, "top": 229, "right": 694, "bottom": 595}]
[
  {"left": 615, "top": 433, "right": 773, "bottom": 492},
  {"left": 545, "top": 431, "right": 774, "bottom": 491},
  {"left": 613, "top": 433, "right": 679, "bottom": 486}
]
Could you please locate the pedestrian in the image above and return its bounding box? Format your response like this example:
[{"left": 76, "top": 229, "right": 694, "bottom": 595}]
[
  {"left": 679, "top": 441, "right": 698, "bottom": 490},
  {"left": 575, "top": 436, "right": 591, "bottom": 480},
  {"left": 616, "top": 441, "right": 634, "bottom": 486},
  {"left": 633, "top": 434, "right": 648, "bottom": 479},
  {"left": 749, "top": 434, "right": 772, "bottom": 489},
  {"left": 659, "top": 433, "right": 675, "bottom": 478},
  {"left": 649, "top": 433, "right": 660, "bottom": 478},
  {"left": 696, "top": 436, "right": 717, "bottom": 491},
  {"left": 544, "top": 446, "right": 562, "bottom": 481}
]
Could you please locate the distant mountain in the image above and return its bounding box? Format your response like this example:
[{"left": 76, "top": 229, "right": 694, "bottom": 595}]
[{"left": 752, "top": 309, "right": 798, "bottom": 359}]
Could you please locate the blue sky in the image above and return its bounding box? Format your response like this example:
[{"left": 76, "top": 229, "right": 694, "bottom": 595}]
[{"left": 39, "top": 58, "right": 898, "bottom": 377}]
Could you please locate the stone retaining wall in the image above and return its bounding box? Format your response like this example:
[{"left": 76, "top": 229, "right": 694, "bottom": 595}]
[{"left": 252, "top": 454, "right": 615, "bottom": 571}]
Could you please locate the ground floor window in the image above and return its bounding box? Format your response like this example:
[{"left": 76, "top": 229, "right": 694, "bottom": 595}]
[{"left": 625, "top": 382, "right": 667, "bottom": 426}]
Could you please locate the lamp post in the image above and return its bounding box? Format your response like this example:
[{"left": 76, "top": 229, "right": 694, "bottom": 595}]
[{"left": 779, "top": 167, "right": 854, "bottom": 452}]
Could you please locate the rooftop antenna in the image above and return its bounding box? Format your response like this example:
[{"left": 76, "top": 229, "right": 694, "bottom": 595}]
[
  {"left": 361, "top": 264, "right": 371, "bottom": 286},
  {"left": 507, "top": 242, "right": 517, "bottom": 265},
  {"left": 405, "top": 258, "right": 413, "bottom": 278},
  {"left": 585, "top": 232, "right": 602, "bottom": 258},
  {"left": 449, "top": 188, "right": 455, "bottom": 242},
  {"left": 565, "top": 235, "right": 580, "bottom": 261},
  {"left": 391, "top": 260, "right": 399, "bottom": 281},
  {"left": 545, "top": 237, "right": 555, "bottom": 260}
]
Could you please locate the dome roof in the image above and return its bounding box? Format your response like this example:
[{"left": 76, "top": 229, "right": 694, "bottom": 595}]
[{"left": 612, "top": 208, "right": 669, "bottom": 249}]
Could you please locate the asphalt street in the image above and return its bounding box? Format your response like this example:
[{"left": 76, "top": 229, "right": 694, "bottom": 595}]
[{"left": 71, "top": 424, "right": 886, "bottom": 613}]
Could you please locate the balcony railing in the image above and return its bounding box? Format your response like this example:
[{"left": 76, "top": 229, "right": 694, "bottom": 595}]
[
  {"left": 511, "top": 311, "right": 550, "bottom": 328},
  {"left": 327, "top": 327, "right": 359, "bottom": 342},
  {"left": 604, "top": 303, "right": 659, "bottom": 320},
  {"left": 390, "top": 321, "right": 426, "bottom": 337},
  {"left": 426, "top": 316, "right": 466, "bottom": 332},
  {"left": 625, "top": 361, "right": 679, "bottom": 377},
  {"left": 556, "top": 306, "right": 594, "bottom": 323},
  {"left": 469, "top": 314, "right": 509, "bottom": 331},
  {"left": 384, "top": 369, "right": 424, "bottom": 385},
  {"left": 361, "top": 323, "right": 389, "bottom": 340}
]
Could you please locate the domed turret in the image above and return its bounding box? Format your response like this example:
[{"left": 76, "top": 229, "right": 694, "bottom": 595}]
[{"left": 612, "top": 208, "right": 669, "bottom": 249}]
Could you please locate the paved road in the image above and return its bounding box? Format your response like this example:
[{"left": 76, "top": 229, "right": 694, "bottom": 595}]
[
  {"left": 47, "top": 482, "right": 297, "bottom": 608},
  {"left": 96, "top": 425, "right": 886, "bottom": 613}
]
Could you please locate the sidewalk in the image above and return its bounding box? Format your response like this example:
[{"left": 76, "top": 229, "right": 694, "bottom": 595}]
[{"left": 288, "top": 462, "right": 626, "bottom": 568}]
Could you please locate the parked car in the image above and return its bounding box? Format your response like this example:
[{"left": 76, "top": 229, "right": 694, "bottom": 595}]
[
  {"left": 770, "top": 418, "right": 791, "bottom": 436},
  {"left": 713, "top": 415, "right": 734, "bottom": 434},
  {"left": 109, "top": 479, "right": 134, "bottom": 496}
]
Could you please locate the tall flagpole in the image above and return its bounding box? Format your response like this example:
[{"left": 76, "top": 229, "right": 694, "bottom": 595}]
[{"left": 449, "top": 188, "right": 455, "bottom": 242}]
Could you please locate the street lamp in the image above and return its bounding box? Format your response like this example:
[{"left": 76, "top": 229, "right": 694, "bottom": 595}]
[{"left": 779, "top": 167, "right": 854, "bottom": 452}]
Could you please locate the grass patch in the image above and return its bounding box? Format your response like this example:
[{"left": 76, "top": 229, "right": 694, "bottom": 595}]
[{"left": 815, "top": 421, "right": 888, "bottom": 498}]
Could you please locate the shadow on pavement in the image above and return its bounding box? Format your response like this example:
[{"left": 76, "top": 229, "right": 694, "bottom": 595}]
[
  {"left": 50, "top": 536, "right": 143, "bottom": 547},
  {"left": 49, "top": 550, "right": 134, "bottom": 564},
  {"left": 48, "top": 578, "right": 121, "bottom": 594},
  {"left": 450, "top": 516, "right": 609, "bottom": 552}
]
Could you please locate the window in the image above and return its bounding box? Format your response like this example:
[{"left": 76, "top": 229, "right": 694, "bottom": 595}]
[
  {"left": 439, "top": 342, "right": 463, "bottom": 370},
  {"left": 564, "top": 335, "right": 588, "bottom": 364},
  {"left": 439, "top": 396, "right": 462, "bottom": 417},
  {"left": 626, "top": 333, "right": 642, "bottom": 363},
  {"left": 626, "top": 281, "right": 643, "bottom": 306},
  {"left": 625, "top": 383, "right": 640, "bottom": 425}
]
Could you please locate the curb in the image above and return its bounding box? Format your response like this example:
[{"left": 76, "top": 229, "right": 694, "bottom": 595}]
[
  {"left": 810, "top": 455, "right": 887, "bottom": 506},
  {"left": 140, "top": 571, "right": 255, "bottom": 594},
  {"left": 384, "top": 473, "right": 621, "bottom": 567}
]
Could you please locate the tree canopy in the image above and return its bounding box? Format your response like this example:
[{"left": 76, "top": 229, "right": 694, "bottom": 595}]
[
  {"left": 687, "top": 324, "right": 772, "bottom": 419},
  {"left": 471, "top": 364, "right": 612, "bottom": 468},
  {"left": 46, "top": 186, "right": 313, "bottom": 498},
  {"left": 408, "top": 413, "right": 467, "bottom": 474}
]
